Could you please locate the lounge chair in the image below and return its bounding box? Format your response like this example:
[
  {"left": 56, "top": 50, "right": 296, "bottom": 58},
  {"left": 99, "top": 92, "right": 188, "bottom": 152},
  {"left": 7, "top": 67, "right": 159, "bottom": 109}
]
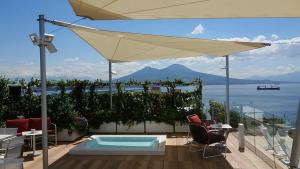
[
  {"left": 274, "top": 132, "right": 292, "bottom": 165},
  {"left": 186, "top": 114, "right": 217, "bottom": 143},
  {"left": 187, "top": 114, "right": 216, "bottom": 129},
  {"left": 0, "top": 128, "right": 17, "bottom": 136},
  {"left": 0, "top": 136, "right": 24, "bottom": 169},
  {"left": 259, "top": 125, "right": 286, "bottom": 157},
  {"left": 188, "top": 123, "right": 226, "bottom": 158},
  {"left": 0, "top": 136, "right": 24, "bottom": 158},
  {"left": 6, "top": 117, "right": 57, "bottom": 146},
  {"left": 0, "top": 157, "right": 23, "bottom": 169}
]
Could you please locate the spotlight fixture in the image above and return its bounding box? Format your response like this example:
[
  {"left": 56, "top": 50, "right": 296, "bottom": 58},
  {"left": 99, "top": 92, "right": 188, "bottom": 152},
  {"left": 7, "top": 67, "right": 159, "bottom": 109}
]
[
  {"left": 29, "top": 33, "right": 57, "bottom": 53},
  {"left": 29, "top": 33, "right": 39, "bottom": 45},
  {"left": 43, "top": 33, "right": 54, "bottom": 43}
]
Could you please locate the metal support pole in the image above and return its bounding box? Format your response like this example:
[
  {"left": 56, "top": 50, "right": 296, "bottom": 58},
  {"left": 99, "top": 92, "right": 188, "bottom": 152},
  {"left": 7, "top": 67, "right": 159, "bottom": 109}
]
[
  {"left": 38, "top": 14, "right": 48, "bottom": 169},
  {"left": 225, "top": 55, "right": 230, "bottom": 124},
  {"left": 109, "top": 61, "right": 112, "bottom": 110},
  {"left": 290, "top": 100, "right": 300, "bottom": 168}
]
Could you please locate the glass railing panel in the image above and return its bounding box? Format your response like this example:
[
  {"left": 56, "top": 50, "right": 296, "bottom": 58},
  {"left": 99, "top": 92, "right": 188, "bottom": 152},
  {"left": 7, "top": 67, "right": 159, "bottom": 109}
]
[{"left": 231, "top": 103, "right": 291, "bottom": 169}]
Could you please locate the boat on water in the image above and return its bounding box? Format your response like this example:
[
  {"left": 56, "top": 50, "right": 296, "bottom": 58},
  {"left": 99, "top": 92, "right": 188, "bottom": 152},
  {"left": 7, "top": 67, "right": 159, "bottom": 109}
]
[{"left": 257, "top": 85, "right": 280, "bottom": 90}]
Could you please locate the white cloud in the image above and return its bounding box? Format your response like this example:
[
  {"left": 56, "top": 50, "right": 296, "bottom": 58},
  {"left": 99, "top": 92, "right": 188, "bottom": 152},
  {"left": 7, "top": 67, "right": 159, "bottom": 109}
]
[
  {"left": 271, "top": 34, "right": 279, "bottom": 41},
  {"left": 191, "top": 24, "right": 204, "bottom": 35},
  {"left": 217, "top": 37, "right": 250, "bottom": 42},
  {"left": 64, "top": 57, "right": 80, "bottom": 62},
  {"left": 253, "top": 35, "right": 267, "bottom": 42}
]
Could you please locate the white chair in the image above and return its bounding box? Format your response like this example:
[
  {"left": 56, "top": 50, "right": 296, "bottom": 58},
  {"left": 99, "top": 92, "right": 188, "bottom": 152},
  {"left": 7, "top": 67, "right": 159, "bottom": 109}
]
[
  {"left": 259, "top": 125, "right": 286, "bottom": 157},
  {"left": 0, "top": 158, "right": 23, "bottom": 169},
  {"left": 0, "top": 136, "right": 24, "bottom": 158},
  {"left": 0, "top": 129, "right": 17, "bottom": 136},
  {"left": 275, "top": 132, "right": 292, "bottom": 165},
  {"left": 0, "top": 136, "right": 24, "bottom": 169}
]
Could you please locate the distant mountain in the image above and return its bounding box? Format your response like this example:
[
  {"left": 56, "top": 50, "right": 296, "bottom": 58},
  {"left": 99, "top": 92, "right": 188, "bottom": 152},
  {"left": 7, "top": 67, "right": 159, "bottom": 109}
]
[
  {"left": 116, "top": 64, "right": 277, "bottom": 85},
  {"left": 251, "top": 72, "right": 300, "bottom": 83}
]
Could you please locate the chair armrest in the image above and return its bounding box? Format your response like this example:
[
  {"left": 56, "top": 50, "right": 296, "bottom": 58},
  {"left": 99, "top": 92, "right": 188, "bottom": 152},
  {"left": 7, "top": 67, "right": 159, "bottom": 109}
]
[
  {"left": 208, "top": 130, "right": 224, "bottom": 136},
  {"left": 50, "top": 123, "right": 57, "bottom": 135},
  {"left": 189, "top": 122, "right": 202, "bottom": 126},
  {"left": 51, "top": 123, "right": 57, "bottom": 146},
  {"left": 202, "top": 120, "right": 216, "bottom": 125},
  {"left": 208, "top": 129, "right": 220, "bottom": 133}
]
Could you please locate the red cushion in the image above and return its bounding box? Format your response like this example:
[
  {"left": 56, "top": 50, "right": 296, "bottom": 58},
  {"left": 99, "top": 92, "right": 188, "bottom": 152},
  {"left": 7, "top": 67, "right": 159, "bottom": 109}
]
[
  {"left": 48, "top": 130, "right": 54, "bottom": 135},
  {"left": 29, "top": 117, "right": 52, "bottom": 130},
  {"left": 6, "top": 119, "right": 29, "bottom": 133},
  {"left": 188, "top": 114, "right": 202, "bottom": 123}
]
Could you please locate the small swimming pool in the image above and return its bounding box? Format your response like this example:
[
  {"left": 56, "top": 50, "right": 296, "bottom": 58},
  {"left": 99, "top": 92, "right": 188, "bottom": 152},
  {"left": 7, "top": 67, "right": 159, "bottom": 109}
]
[{"left": 69, "top": 135, "right": 166, "bottom": 155}]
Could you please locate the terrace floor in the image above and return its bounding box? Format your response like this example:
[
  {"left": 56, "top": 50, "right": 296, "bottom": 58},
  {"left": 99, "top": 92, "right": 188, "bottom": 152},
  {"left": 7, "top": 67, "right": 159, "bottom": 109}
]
[{"left": 23, "top": 133, "right": 272, "bottom": 169}]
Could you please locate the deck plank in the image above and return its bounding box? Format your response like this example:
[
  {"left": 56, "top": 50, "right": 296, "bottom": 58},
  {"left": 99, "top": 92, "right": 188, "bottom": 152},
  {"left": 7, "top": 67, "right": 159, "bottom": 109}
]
[
  {"left": 147, "top": 161, "right": 164, "bottom": 169},
  {"left": 164, "top": 146, "right": 178, "bottom": 161},
  {"left": 178, "top": 161, "right": 194, "bottom": 169},
  {"left": 24, "top": 133, "right": 275, "bottom": 169},
  {"left": 117, "top": 160, "right": 135, "bottom": 169},
  {"left": 85, "top": 159, "right": 108, "bottom": 169},
  {"left": 164, "top": 161, "right": 179, "bottom": 169}
]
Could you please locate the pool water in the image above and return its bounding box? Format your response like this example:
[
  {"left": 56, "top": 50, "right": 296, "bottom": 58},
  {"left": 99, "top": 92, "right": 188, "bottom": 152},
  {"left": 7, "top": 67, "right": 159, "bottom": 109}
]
[
  {"left": 85, "top": 137, "right": 158, "bottom": 149},
  {"left": 69, "top": 135, "right": 166, "bottom": 155}
]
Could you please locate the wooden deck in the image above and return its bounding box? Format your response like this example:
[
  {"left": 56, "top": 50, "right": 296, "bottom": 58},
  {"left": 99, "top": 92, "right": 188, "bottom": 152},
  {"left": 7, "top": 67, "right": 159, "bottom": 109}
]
[{"left": 23, "top": 133, "right": 272, "bottom": 169}]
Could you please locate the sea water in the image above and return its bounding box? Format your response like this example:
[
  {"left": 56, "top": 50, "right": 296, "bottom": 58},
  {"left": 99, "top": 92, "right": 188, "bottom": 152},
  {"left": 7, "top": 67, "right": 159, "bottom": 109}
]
[{"left": 200, "top": 83, "right": 300, "bottom": 127}]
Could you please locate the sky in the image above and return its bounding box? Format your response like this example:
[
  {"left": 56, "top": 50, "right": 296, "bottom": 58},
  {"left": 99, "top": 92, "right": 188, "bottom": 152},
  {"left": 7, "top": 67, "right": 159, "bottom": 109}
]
[{"left": 1, "top": 1, "right": 300, "bottom": 80}]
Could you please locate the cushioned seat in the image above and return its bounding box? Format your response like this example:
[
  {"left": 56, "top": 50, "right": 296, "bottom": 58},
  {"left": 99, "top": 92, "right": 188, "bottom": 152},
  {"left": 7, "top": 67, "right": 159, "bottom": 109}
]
[
  {"left": 6, "top": 119, "right": 29, "bottom": 136},
  {"left": 189, "top": 123, "right": 226, "bottom": 158},
  {"left": 187, "top": 114, "right": 215, "bottom": 130},
  {"left": 29, "top": 117, "right": 52, "bottom": 132},
  {"left": 6, "top": 117, "right": 57, "bottom": 146}
]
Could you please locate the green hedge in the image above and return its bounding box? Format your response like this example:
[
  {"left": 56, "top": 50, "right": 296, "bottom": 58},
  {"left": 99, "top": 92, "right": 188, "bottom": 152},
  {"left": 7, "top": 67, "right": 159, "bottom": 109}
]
[
  {"left": 208, "top": 100, "right": 241, "bottom": 128},
  {"left": 0, "top": 77, "right": 204, "bottom": 130}
]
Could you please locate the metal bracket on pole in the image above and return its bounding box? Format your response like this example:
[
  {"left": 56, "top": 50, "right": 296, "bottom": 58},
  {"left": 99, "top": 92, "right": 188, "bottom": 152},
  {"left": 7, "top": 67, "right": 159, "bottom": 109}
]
[
  {"left": 38, "top": 14, "right": 48, "bottom": 169},
  {"left": 225, "top": 55, "right": 230, "bottom": 124}
]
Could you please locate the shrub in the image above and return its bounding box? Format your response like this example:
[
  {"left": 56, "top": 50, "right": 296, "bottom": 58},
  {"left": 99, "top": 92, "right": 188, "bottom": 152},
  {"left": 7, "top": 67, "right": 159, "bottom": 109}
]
[
  {"left": 0, "top": 76, "right": 9, "bottom": 125},
  {"left": 209, "top": 100, "right": 225, "bottom": 123},
  {"left": 0, "top": 79, "right": 204, "bottom": 130},
  {"left": 48, "top": 81, "right": 78, "bottom": 130},
  {"left": 209, "top": 99, "right": 241, "bottom": 128},
  {"left": 230, "top": 110, "right": 241, "bottom": 128}
]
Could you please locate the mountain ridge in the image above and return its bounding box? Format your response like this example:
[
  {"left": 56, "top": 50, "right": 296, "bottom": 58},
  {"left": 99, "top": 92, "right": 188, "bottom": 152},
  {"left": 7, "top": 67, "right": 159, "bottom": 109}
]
[
  {"left": 251, "top": 71, "right": 300, "bottom": 83},
  {"left": 116, "top": 64, "right": 280, "bottom": 85}
]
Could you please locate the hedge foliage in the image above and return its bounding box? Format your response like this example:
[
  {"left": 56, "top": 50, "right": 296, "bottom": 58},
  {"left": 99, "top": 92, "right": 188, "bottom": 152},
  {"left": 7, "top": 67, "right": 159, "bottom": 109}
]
[
  {"left": 0, "top": 76, "right": 204, "bottom": 130},
  {"left": 208, "top": 100, "right": 241, "bottom": 128}
]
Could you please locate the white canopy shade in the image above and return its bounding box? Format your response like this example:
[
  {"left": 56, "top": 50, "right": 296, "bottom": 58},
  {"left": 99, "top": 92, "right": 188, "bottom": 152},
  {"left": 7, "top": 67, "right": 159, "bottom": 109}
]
[
  {"left": 51, "top": 20, "right": 269, "bottom": 63},
  {"left": 69, "top": 0, "right": 300, "bottom": 20}
]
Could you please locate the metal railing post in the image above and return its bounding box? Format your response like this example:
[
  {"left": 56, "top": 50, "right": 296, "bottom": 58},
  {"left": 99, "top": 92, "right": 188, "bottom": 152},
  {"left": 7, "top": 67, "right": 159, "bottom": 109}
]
[{"left": 290, "top": 100, "right": 300, "bottom": 168}]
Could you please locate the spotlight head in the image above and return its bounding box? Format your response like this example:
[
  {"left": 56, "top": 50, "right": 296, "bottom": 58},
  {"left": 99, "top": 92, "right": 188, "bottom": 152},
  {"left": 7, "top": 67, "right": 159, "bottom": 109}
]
[
  {"left": 29, "top": 33, "right": 39, "bottom": 45},
  {"left": 29, "top": 32, "right": 57, "bottom": 53},
  {"left": 46, "top": 43, "right": 57, "bottom": 53},
  {"left": 43, "top": 33, "right": 54, "bottom": 43}
]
